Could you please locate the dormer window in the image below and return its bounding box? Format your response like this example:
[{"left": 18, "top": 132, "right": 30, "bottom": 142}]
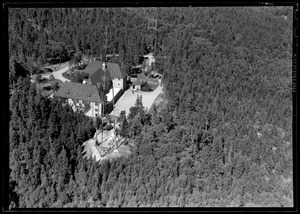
[
  {"left": 66, "top": 90, "right": 70, "bottom": 95},
  {"left": 88, "top": 93, "right": 91, "bottom": 98}
]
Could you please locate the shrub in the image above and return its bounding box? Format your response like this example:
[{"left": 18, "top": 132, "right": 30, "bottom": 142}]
[
  {"left": 78, "top": 64, "right": 87, "bottom": 70},
  {"left": 70, "top": 72, "right": 84, "bottom": 83},
  {"left": 45, "top": 68, "right": 53, "bottom": 73},
  {"left": 35, "top": 74, "right": 42, "bottom": 83},
  {"left": 43, "top": 85, "right": 52, "bottom": 91},
  {"left": 141, "top": 82, "right": 152, "bottom": 92},
  {"left": 49, "top": 75, "right": 55, "bottom": 81},
  {"left": 51, "top": 81, "right": 59, "bottom": 90}
]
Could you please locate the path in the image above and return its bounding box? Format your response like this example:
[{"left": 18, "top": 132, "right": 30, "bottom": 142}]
[
  {"left": 42, "top": 62, "right": 70, "bottom": 83},
  {"left": 110, "top": 79, "right": 163, "bottom": 117}
]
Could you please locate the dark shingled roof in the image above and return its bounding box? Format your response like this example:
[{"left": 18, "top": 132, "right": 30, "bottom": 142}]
[
  {"left": 89, "top": 69, "right": 105, "bottom": 87},
  {"left": 107, "top": 62, "right": 127, "bottom": 79},
  {"left": 82, "top": 61, "right": 102, "bottom": 76},
  {"left": 137, "top": 73, "right": 149, "bottom": 82},
  {"left": 82, "top": 61, "right": 112, "bottom": 90},
  {"left": 54, "top": 82, "right": 105, "bottom": 103}
]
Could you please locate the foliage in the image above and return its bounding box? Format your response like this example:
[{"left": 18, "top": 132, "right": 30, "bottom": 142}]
[
  {"left": 35, "top": 74, "right": 42, "bottom": 83},
  {"left": 70, "top": 71, "right": 85, "bottom": 83},
  {"left": 9, "top": 6, "right": 293, "bottom": 208},
  {"left": 140, "top": 81, "right": 152, "bottom": 92}
]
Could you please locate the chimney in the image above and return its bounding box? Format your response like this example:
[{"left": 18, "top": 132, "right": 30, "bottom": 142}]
[{"left": 102, "top": 62, "right": 106, "bottom": 70}]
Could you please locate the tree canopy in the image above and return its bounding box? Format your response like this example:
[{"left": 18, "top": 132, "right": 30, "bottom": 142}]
[{"left": 8, "top": 6, "right": 293, "bottom": 208}]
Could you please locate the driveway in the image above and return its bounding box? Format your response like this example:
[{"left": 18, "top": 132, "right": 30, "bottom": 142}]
[
  {"left": 42, "top": 62, "right": 70, "bottom": 83},
  {"left": 110, "top": 79, "right": 163, "bottom": 117}
]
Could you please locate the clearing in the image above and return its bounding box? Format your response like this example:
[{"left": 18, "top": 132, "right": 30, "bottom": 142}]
[
  {"left": 110, "top": 79, "right": 163, "bottom": 117},
  {"left": 82, "top": 129, "right": 131, "bottom": 163}
]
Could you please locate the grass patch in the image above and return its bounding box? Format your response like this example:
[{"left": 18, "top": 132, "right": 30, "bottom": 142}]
[
  {"left": 41, "top": 89, "right": 54, "bottom": 97},
  {"left": 62, "top": 70, "right": 72, "bottom": 80},
  {"left": 148, "top": 82, "right": 159, "bottom": 91}
]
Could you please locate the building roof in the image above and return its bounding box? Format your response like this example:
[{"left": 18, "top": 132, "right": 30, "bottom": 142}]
[
  {"left": 54, "top": 82, "right": 105, "bottom": 103},
  {"left": 82, "top": 61, "right": 103, "bottom": 76},
  {"left": 137, "top": 73, "right": 149, "bottom": 82},
  {"left": 90, "top": 68, "right": 112, "bottom": 87},
  {"left": 82, "top": 60, "right": 112, "bottom": 90},
  {"left": 132, "top": 79, "right": 143, "bottom": 85},
  {"left": 107, "top": 62, "right": 127, "bottom": 79}
]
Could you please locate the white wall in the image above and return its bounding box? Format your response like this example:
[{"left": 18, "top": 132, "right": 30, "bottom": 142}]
[
  {"left": 67, "top": 98, "right": 102, "bottom": 117},
  {"left": 85, "top": 101, "right": 102, "bottom": 117},
  {"left": 131, "top": 85, "right": 141, "bottom": 90},
  {"left": 112, "top": 78, "right": 125, "bottom": 89}
]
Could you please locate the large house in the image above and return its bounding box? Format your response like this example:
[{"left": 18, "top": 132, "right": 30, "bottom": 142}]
[
  {"left": 54, "top": 59, "right": 127, "bottom": 117},
  {"left": 82, "top": 61, "right": 112, "bottom": 92},
  {"left": 82, "top": 60, "right": 127, "bottom": 91},
  {"left": 53, "top": 82, "right": 106, "bottom": 117}
]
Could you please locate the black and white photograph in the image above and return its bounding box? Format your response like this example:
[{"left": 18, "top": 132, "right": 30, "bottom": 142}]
[{"left": 5, "top": 3, "right": 295, "bottom": 209}]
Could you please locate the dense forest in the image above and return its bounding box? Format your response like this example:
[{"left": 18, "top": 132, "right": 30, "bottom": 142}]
[{"left": 8, "top": 6, "right": 293, "bottom": 208}]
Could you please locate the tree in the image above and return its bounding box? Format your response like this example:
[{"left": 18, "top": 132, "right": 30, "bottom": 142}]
[
  {"left": 49, "top": 74, "right": 55, "bottom": 81},
  {"left": 8, "top": 7, "right": 292, "bottom": 208},
  {"left": 35, "top": 74, "right": 42, "bottom": 83},
  {"left": 70, "top": 72, "right": 84, "bottom": 83},
  {"left": 141, "top": 81, "right": 152, "bottom": 92},
  {"left": 117, "top": 111, "right": 128, "bottom": 137},
  {"left": 51, "top": 81, "right": 59, "bottom": 90},
  {"left": 9, "top": 180, "right": 19, "bottom": 209}
]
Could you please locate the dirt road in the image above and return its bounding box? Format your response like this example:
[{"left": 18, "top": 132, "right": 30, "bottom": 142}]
[
  {"left": 110, "top": 79, "right": 163, "bottom": 117},
  {"left": 42, "top": 62, "right": 70, "bottom": 83}
]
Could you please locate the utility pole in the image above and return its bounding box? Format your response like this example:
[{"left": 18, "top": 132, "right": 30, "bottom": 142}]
[
  {"left": 147, "top": 7, "right": 158, "bottom": 74},
  {"left": 147, "top": 7, "right": 158, "bottom": 30},
  {"left": 101, "top": 85, "right": 104, "bottom": 145},
  {"left": 104, "top": 7, "right": 116, "bottom": 132},
  {"left": 101, "top": 8, "right": 109, "bottom": 145},
  {"left": 104, "top": 25, "right": 108, "bottom": 55},
  {"left": 147, "top": 7, "right": 158, "bottom": 54}
]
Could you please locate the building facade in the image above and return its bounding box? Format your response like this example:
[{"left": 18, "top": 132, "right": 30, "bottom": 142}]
[
  {"left": 54, "top": 82, "right": 105, "bottom": 117},
  {"left": 106, "top": 62, "right": 127, "bottom": 90}
]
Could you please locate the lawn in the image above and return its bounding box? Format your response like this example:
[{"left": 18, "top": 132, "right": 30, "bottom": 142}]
[
  {"left": 62, "top": 70, "right": 72, "bottom": 80},
  {"left": 147, "top": 81, "right": 159, "bottom": 91}
]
